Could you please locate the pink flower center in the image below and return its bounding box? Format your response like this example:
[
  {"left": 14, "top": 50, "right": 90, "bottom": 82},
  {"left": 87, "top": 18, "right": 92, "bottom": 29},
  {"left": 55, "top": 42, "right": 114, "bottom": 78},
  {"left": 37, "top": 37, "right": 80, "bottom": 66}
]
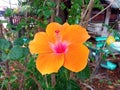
[
  {"left": 50, "top": 30, "right": 68, "bottom": 53},
  {"left": 53, "top": 42, "right": 67, "bottom": 53}
]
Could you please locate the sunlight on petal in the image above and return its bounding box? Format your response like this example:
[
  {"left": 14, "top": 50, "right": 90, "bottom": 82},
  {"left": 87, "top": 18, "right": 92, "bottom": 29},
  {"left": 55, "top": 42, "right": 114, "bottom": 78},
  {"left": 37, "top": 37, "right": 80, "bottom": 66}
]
[
  {"left": 46, "top": 22, "right": 70, "bottom": 42},
  {"left": 63, "top": 22, "right": 70, "bottom": 30},
  {"left": 63, "top": 43, "right": 89, "bottom": 72},
  {"left": 29, "top": 32, "right": 52, "bottom": 54},
  {"left": 46, "top": 22, "right": 63, "bottom": 42},
  {"left": 36, "top": 53, "right": 64, "bottom": 75},
  {"left": 62, "top": 25, "right": 90, "bottom": 44}
]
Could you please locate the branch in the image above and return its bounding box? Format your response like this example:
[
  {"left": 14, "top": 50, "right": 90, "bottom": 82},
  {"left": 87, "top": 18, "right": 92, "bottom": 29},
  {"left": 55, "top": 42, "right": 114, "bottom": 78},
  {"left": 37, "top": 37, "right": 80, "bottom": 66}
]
[
  {"left": 5, "top": 61, "right": 11, "bottom": 90},
  {"left": 56, "top": 0, "right": 60, "bottom": 16},
  {"left": 13, "top": 61, "right": 43, "bottom": 90},
  {"left": 30, "top": 74, "right": 43, "bottom": 90},
  {"left": 78, "top": 79, "right": 94, "bottom": 90},
  {"left": 88, "top": 0, "right": 115, "bottom": 22},
  {"left": 80, "top": 0, "right": 94, "bottom": 27},
  {"left": 51, "top": 74, "right": 56, "bottom": 87}
]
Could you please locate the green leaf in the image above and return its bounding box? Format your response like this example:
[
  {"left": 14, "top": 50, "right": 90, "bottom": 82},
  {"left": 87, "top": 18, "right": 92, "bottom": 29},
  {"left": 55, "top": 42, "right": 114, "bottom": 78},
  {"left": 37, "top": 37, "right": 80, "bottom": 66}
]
[
  {"left": 0, "top": 39, "right": 11, "bottom": 51},
  {"left": 4, "top": 8, "right": 13, "bottom": 17},
  {"left": 8, "top": 46, "right": 27, "bottom": 60},
  {"left": 60, "top": 2, "right": 66, "bottom": 10},
  {"left": 27, "top": 56, "right": 36, "bottom": 70},
  {"left": 1, "top": 78, "right": 8, "bottom": 89},
  {"left": 66, "top": 80, "right": 81, "bottom": 90},
  {"left": 38, "top": 21, "right": 47, "bottom": 29},
  {"left": 46, "top": 1, "right": 56, "bottom": 8},
  {"left": 55, "top": 78, "right": 81, "bottom": 90},
  {"left": 43, "top": 9, "right": 52, "bottom": 19},
  {"left": 1, "top": 52, "right": 8, "bottom": 61},
  {"left": 14, "top": 38, "right": 24, "bottom": 46},
  {"left": 54, "top": 16, "right": 62, "bottom": 24},
  {"left": 54, "top": 68, "right": 69, "bottom": 90},
  {"left": 10, "top": 75, "right": 17, "bottom": 83},
  {"left": 23, "top": 47, "right": 29, "bottom": 57},
  {"left": 77, "top": 65, "right": 91, "bottom": 81}
]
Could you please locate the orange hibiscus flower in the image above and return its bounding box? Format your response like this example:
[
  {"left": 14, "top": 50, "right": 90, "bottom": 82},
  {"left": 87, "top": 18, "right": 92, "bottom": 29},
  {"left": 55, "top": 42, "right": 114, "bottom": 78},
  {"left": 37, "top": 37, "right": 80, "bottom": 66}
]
[{"left": 29, "top": 22, "right": 90, "bottom": 75}]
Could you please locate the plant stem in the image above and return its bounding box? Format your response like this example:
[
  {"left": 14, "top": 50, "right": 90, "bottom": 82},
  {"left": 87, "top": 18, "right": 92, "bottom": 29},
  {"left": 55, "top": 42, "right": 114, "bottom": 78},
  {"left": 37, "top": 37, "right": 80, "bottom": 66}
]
[
  {"left": 51, "top": 74, "right": 56, "bottom": 87},
  {"left": 80, "top": 0, "right": 94, "bottom": 28},
  {"left": 69, "top": 72, "right": 76, "bottom": 80},
  {"left": 14, "top": 60, "right": 43, "bottom": 90},
  {"left": 50, "top": 0, "right": 55, "bottom": 22},
  {"left": 5, "top": 61, "right": 11, "bottom": 90},
  {"left": 88, "top": 0, "right": 115, "bottom": 22},
  {"left": 30, "top": 74, "right": 43, "bottom": 90},
  {"left": 56, "top": 0, "right": 60, "bottom": 16},
  {"left": 45, "top": 75, "right": 49, "bottom": 88},
  {"left": 91, "top": 31, "right": 112, "bottom": 80}
]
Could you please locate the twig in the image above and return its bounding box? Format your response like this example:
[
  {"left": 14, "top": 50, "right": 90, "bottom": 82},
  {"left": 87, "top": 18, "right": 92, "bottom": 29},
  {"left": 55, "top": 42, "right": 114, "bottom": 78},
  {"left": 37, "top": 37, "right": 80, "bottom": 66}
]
[
  {"left": 5, "top": 61, "right": 11, "bottom": 90},
  {"left": 80, "top": 0, "right": 94, "bottom": 23},
  {"left": 91, "top": 29, "right": 112, "bottom": 79},
  {"left": 82, "top": 83, "right": 94, "bottom": 90},
  {"left": 19, "top": 74, "right": 24, "bottom": 90},
  {"left": 69, "top": 72, "right": 76, "bottom": 80},
  {"left": 45, "top": 75, "right": 49, "bottom": 88},
  {"left": 50, "top": 0, "right": 56, "bottom": 22},
  {"left": 30, "top": 73, "right": 43, "bottom": 90},
  {"left": 84, "top": 0, "right": 94, "bottom": 27},
  {"left": 78, "top": 79, "right": 94, "bottom": 90},
  {"left": 51, "top": 74, "right": 56, "bottom": 87},
  {"left": 88, "top": 0, "right": 115, "bottom": 22},
  {"left": 43, "top": 0, "right": 47, "bottom": 7},
  {"left": 82, "top": 0, "right": 85, "bottom": 5},
  {"left": 56, "top": 0, "right": 60, "bottom": 16},
  {"left": 13, "top": 60, "right": 43, "bottom": 90},
  {"left": 80, "top": 0, "right": 94, "bottom": 28}
]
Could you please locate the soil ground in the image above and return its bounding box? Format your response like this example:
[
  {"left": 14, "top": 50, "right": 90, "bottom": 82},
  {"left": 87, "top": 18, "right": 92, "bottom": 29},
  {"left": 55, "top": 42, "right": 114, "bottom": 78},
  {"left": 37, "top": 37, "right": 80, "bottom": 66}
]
[{"left": 80, "top": 55, "right": 120, "bottom": 90}]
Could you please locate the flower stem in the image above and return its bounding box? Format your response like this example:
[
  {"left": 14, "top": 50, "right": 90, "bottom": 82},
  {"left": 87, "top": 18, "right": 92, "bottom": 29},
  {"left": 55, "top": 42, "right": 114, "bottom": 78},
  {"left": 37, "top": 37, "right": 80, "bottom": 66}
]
[
  {"left": 51, "top": 74, "right": 56, "bottom": 87},
  {"left": 5, "top": 61, "right": 11, "bottom": 90},
  {"left": 64, "top": 69, "right": 69, "bottom": 80},
  {"left": 45, "top": 75, "right": 49, "bottom": 88},
  {"left": 70, "top": 72, "right": 76, "bottom": 80}
]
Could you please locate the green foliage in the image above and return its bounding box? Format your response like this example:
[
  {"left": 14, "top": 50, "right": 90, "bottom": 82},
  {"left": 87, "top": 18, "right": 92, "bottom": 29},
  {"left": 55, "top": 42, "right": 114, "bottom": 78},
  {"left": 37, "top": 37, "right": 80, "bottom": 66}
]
[
  {"left": 55, "top": 79, "right": 81, "bottom": 90},
  {"left": 9, "top": 75, "right": 17, "bottom": 83},
  {"left": 54, "top": 16, "right": 62, "bottom": 24},
  {"left": 94, "top": 0, "right": 104, "bottom": 9},
  {"left": 0, "top": 39, "right": 11, "bottom": 61},
  {"left": 0, "top": 39, "right": 11, "bottom": 52},
  {"left": 14, "top": 38, "right": 24, "bottom": 46},
  {"left": 8, "top": 46, "right": 29, "bottom": 60},
  {"left": 77, "top": 65, "right": 91, "bottom": 81},
  {"left": 55, "top": 68, "right": 81, "bottom": 90},
  {"left": 1, "top": 78, "right": 8, "bottom": 89},
  {"left": 66, "top": 80, "right": 81, "bottom": 90},
  {"left": 68, "top": 0, "right": 82, "bottom": 24},
  {"left": 1, "top": 52, "right": 8, "bottom": 61},
  {"left": 4, "top": 8, "right": 13, "bottom": 17}
]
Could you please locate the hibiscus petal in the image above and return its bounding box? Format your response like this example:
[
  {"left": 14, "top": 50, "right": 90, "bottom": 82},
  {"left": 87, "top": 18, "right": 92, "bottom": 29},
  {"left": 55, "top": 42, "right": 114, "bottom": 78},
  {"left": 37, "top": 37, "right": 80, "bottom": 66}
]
[
  {"left": 46, "top": 22, "right": 63, "bottom": 42},
  {"left": 63, "top": 43, "right": 89, "bottom": 72},
  {"left": 29, "top": 32, "right": 52, "bottom": 54},
  {"left": 62, "top": 25, "right": 90, "bottom": 44},
  {"left": 62, "top": 22, "right": 70, "bottom": 30},
  {"left": 36, "top": 53, "right": 64, "bottom": 75},
  {"left": 46, "top": 22, "right": 70, "bottom": 42}
]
